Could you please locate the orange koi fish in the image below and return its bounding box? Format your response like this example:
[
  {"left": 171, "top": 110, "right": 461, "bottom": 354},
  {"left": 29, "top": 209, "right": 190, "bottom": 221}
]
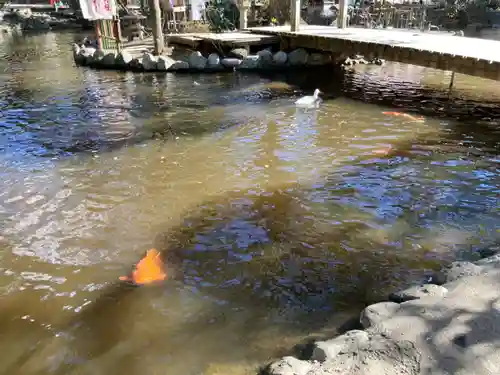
[
  {"left": 382, "top": 111, "right": 425, "bottom": 122},
  {"left": 119, "top": 249, "right": 167, "bottom": 286},
  {"left": 371, "top": 147, "right": 413, "bottom": 157}
]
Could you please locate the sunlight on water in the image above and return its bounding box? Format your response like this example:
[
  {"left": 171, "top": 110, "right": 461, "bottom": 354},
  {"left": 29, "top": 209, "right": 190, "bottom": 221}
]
[{"left": 0, "top": 32, "right": 498, "bottom": 375}]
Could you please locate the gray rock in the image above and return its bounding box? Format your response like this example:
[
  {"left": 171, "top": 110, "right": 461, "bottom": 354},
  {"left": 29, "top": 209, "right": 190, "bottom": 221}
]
[
  {"left": 311, "top": 330, "right": 370, "bottom": 362},
  {"left": 257, "top": 49, "right": 273, "bottom": 67},
  {"left": 389, "top": 284, "right": 448, "bottom": 303},
  {"left": 360, "top": 301, "right": 401, "bottom": 328},
  {"left": 77, "top": 47, "right": 96, "bottom": 65},
  {"left": 288, "top": 48, "right": 309, "bottom": 66},
  {"left": 320, "top": 333, "right": 421, "bottom": 375},
  {"left": 129, "top": 57, "right": 143, "bottom": 70},
  {"left": 142, "top": 52, "right": 158, "bottom": 71},
  {"left": 157, "top": 55, "right": 175, "bottom": 71},
  {"left": 432, "top": 261, "right": 483, "bottom": 285},
  {"left": 188, "top": 51, "right": 207, "bottom": 70},
  {"left": 92, "top": 49, "right": 105, "bottom": 64},
  {"left": 101, "top": 52, "right": 117, "bottom": 66},
  {"left": 207, "top": 52, "right": 220, "bottom": 67},
  {"left": 476, "top": 254, "right": 500, "bottom": 267},
  {"left": 266, "top": 267, "right": 500, "bottom": 375},
  {"left": 169, "top": 60, "right": 189, "bottom": 71},
  {"left": 116, "top": 51, "right": 133, "bottom": 67},
  {"left": 17, "top": 8, "right": 33, "bottom": 18},
  {"left": 72, "top": 43, "right": 80, "bottom": 57},
  {"left": 343, "top": 57, "right": 354, "bottom": 66},
  {"left": 221, "top": 57, "right": 241, "bottom": 68},
  {"left": 22, "top": 16, "right": 51, "bottom": 31},
  {"left": 477, "top": 245, "right": 500, "bottom": 259},
  {"left": 273, "top": 51, "right": 288, "bottom": 65},
  {"left": 229, "top": 47, "right": 248, "bottom": 59},
  {"left": 306, "top": 52, "right": 331, "bottom": 66},
  {"left": 267, "top": 356, "right": 312, "bottom": 375},
  {"left": 73, "top": 44, "right": 84, "bottom": 64},
  {"left": 239, "top": 55, "right": 260, "bottom": 70}
]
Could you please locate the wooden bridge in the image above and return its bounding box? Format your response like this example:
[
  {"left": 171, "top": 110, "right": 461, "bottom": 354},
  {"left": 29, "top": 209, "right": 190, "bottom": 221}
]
[{"left": 247, "top": 25, "right": 500, "bottom": 81}]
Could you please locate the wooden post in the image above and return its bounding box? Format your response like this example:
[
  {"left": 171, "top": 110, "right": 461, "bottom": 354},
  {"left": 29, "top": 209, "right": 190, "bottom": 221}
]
[
  {"left": 290, "top": 0, "right": 301, "bottom": 32},
  {"left": 114, "top": 17, "right": 123, "bottom": 53},
  {"left": 448, "top": 71, "right": 455, "bottom": 98},
  {"left": 337, "top": 0, "right": 348, "bottom": 29},
  {"left": 419, "top": 3, "right": 426, "bottom": 31},
  {"left": 239, "top": 0, "right": 249, "bottom": 30},
  {"left": 95, "top": 20, "right": 103, "bottom": 50},
  {"left": 149, "top": 0, "right": 164, "bottom": 55}
]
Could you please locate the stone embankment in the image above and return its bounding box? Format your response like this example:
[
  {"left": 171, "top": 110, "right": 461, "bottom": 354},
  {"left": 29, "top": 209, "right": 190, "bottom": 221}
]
[
  {"left": 266, "top": 245, "right": 500, "bottom": 375},
  {"left": 1, "top": 8, "right": 82, "bottom": 34},
  {"left": 73, "top": 43, "right": 384, "bottom": 73}
]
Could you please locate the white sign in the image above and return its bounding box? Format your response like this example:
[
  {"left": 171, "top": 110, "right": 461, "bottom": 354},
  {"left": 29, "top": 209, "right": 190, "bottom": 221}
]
[{"left": 79, "top": 0, "right": 117, "bottom": 20}]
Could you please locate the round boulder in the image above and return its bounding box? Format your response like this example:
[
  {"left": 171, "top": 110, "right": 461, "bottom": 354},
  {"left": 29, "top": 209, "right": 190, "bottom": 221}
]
[{"left": 273, "top": 51, "right": 288, "bottom": 66}]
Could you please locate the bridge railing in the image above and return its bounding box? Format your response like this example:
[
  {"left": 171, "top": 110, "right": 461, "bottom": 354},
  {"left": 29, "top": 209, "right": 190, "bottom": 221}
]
[
  {"left": 347, "top": 4, "right": 429, "bottom": 30},
  {"left": 301, "top": 2, "right": 433, "bottom": 31}
]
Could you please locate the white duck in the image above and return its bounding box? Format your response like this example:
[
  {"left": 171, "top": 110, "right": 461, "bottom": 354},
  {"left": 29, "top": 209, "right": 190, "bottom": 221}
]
[{"left": 295, "top": 89, "right": 323, "bottom": 108}]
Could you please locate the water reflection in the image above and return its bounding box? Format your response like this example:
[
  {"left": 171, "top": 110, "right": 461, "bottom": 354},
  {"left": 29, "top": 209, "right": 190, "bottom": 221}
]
[{"left": 0, "top": 32, "right": 498, "bottom": 375}]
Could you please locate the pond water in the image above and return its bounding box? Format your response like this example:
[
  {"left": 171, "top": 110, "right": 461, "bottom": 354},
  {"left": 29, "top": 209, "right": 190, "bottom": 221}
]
[{"left": 0, "top": 32, "right": 498, "bottom": 375}]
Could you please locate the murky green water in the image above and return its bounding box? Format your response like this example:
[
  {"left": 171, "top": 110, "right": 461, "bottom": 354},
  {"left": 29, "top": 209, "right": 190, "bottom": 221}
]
[{"left": 0, "top": 32, "right": 498, "bottom": 375}]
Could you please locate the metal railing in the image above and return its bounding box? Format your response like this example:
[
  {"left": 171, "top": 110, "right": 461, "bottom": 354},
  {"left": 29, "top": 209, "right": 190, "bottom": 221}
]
[
  {"left": 301, "top": 2, "right": 433, "bottom": 31},
  {"left": 347, "top": 4, "right": 429, "bottom": 30}
]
